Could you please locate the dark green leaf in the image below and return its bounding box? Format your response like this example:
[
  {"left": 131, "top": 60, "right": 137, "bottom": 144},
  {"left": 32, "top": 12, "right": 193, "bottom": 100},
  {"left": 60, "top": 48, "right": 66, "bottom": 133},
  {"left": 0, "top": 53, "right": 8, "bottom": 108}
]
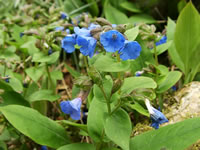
[
  {"left": 129, "top": 14, "right": 156, "bottom": 24},
  {"left": 120, "top": 2, "right": 141, "bottom": 13},
  {"left": 58, "top": 143, "right": 95, "bottom": 150}
]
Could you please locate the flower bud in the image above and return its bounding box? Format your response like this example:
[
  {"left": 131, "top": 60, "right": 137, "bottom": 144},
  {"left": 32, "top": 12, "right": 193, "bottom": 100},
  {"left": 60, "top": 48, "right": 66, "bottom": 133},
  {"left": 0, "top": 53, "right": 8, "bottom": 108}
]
[{"left": 96, "top": 18, "right": 112, "bottom": 26}]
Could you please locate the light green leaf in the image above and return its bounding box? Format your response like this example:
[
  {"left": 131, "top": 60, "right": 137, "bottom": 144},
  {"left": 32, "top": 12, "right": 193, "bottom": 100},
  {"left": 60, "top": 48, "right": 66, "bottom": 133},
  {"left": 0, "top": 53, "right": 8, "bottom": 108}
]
[
  {"left": 9, "top": 77, "right": 23, "bottom": 92},
  {"left": 167, "top": 18, "right": 184, "bottom": 72},
  {"left": 58, "top": 143, "right": 95, "bottom": 150},
  {"left": 127, "top": 102, "right": 149, "bottom": 117},
  {"left": 94, "top": 55, "right": 130, "bottom": 72},
  {"left": 27, "top": 90, "right": 60, "bottom": 102},
  {"left": 120, "top": 2, "right": 141, "bottom": 13},
  {"left": 154, "top": 41, "right": 172, "bottom": 55},
  {"left": 32, "top": 51, "right": 60, "bottom": 64},
  {"left": 156, "top": 71, "right": 182, "bottom": 93},
  {"left": 105, "top": 4, "right": 129, "bottom": 24},
  {"left": 124, "top": 26, "right": 139, "bottom": 41},
  {"left": 130, "top": 117, "right": 200, "bottom": 150},
  {"left": 121, "top": 77, "right": 157, "bottom": 95},
  {"left": 87, "top": 97, "right": 108, "bottom": 142},
  {"left": 174, "top": 2, "right": 200, "bottom": 82},
  {"left": 0, "top": 105, "right": 70, "bottom": 148},
  {"left": 25, "top": 66, "right": 45, "bottom": 82},
  {"left": 105, "top": 108, "right": 131, "bottom": 150}
]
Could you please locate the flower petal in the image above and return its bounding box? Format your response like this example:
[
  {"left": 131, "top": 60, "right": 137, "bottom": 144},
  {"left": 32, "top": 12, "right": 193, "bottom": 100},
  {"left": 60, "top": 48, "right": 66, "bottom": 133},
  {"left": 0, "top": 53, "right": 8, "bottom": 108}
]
[
  {"left": 61, "top": 35, "right": 76, "bottom": 53},
  {"left": 74, "top": 27, "right": 91, "bottom": 37}
]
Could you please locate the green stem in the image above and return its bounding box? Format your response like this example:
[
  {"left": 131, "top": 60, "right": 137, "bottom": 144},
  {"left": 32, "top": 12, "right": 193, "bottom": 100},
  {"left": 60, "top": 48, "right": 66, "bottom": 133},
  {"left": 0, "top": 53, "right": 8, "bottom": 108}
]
[
  {"left": 96, "top": 130, "right": 105, "bottom": 150},
  {"left": 116, "top": 53, "right": 121, "bottom": 94},
  {"left": 73, "top": 51, "right": 80, "bottom": 72},
  {"left": 99, "top": 85, "right": 111, "bottom": 114},
  {"left": 110, "top": 100, "right": 121, "bottom": 115},
  {"left": 3, "top": 63, "right": 7, "bottom": 76},
  {"left": 83, "top": 56, "right": 89, "bottom": 70},
  {"left": 45, "top": 63, "right": 53, "bottom": 90}
]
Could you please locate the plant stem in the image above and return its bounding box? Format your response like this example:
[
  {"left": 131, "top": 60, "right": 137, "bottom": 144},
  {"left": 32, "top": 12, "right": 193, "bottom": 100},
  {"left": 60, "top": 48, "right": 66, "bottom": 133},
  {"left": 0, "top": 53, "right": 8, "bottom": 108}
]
[
  {"left": 99, "top": 85, "right": 111, "bottom": 114},
  {"left": 83, "top": 56, "right": 89, "bottom": 70},
  {"left": 45, "top": 63, "right": 53, "bottom": 89},
  {"left": 73, "top": 51, "right": 80, "bottom": 72}
]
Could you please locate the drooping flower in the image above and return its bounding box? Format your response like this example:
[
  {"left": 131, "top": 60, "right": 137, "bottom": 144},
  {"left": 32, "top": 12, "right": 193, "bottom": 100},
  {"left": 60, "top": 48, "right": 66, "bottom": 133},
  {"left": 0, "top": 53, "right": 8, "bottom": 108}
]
[
  {"left": 100, "top": 30, "right": 125, "bottom": 52},
  {"left": 76, "top": 35, "right": 97, "bottom": 58},
  {"left": 145, "top": 99, "right": 168, "bottom": 129},
  {"left": 61, "top": 34, "right": 76, "bottom": 53},
  {"left": 88, "top": 23, "right": 101, "bottom": 30},
  {"left": 60, "top": 98, "right": 82, "bottom": 120},
  {"left": 60, "top": 12, "right": 68, "bottom": 20},
  {"left": 48, "top": 48, "right": 53, "bottom": 55},
  {"left": 171, "top": 85, "right": 177, "bottom": 91},
  {"left": 119, "top": 41, "right": 141, "bottom": 60},
  {"left": 4, "top": 76, "right": 10, "bottom": 83},
  {"left": 155, "top": 36, "right": 167, "bottom": 46},
  {"left": 55, "top": 26, "right": 64, "bottom": 31},
  {"left": 20, "top": 32, "right": 24, "bottom": 38},
  {"left": 74, "top": 27, "right": 91, "bottom": 37}
]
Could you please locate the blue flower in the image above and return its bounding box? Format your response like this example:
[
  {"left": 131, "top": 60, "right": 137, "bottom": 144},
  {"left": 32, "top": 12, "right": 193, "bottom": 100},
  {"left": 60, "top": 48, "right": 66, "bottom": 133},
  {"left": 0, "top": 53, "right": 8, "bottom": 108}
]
[
  {"left": 66, "top": 29, "right": 70, "bottom": 34},
  {"left": 156, "top": 36, "right": 167, "bottom": 46},
  {"left": 119, "top": 41, "right": 141, "bottom": 60},
  {"left": 55, "top": 26, "right": 64, "bottom": 31},
  {"left": 60, "top": 98, "right": 82, "bottom": 120},
  {"left": 171, "top": 86, "right": 177, "bottom": 91},
  {"left": 4, "top": 76, "right": 9, "bottom": 83},
  {"left": 74, "top": 27, "right": 91, "bottom": 37},
  {"left": 61, "top": 35, "right": 76, "bottom": 53},
  {"left": 20, "top": 32, "right": 24, "bottom": 38},
  {"left": 41, "top": 146, "right": 48, "bottom": 150},
  {"left": 135, "top": 70, "right": 144, "bottom": 77},
  {"left": 100, "top": 30, "right": 125, "bottom": 52},
  {"left": 60, "top": 12, "right": 68, "bottom": 20},
  {"left": 76, "top": 36, "right": 97, "bottom": 58},
  {"left": 48, "top": 49, "right": 53, "bottom": 55},
  {"left": 145, "top": 99, "right": 168, "bottom": 129},
  {"left": 88, "top": 23, "right": 101, "bottom": 30}
]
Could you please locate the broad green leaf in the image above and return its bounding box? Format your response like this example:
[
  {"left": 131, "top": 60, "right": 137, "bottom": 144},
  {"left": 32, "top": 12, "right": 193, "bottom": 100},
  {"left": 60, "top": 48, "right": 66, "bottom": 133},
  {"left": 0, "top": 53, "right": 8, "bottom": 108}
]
[
  {"left": 130, "top": 117, "right": 200, "bottom": 150},
  {"left": 64, "top": 0, "right": 84, "bottom": 14},
  {"left": 105, "top": 4, "right": 129, "bottom": 24},
  {"left": 154, "top": 41, "right": 172, "bottom": 55},
  {"left": 121, "top": 77, "right": 157, "bottom": 95},
  {"left": 25, "top": 66, "right": 45, "bottom": 82},
  {"left": 0, "top": 46, "right": 20, "bottom": 61},
  {"left": 105, "top": 108, "right": 131, "bottom": 150},
  {"left": 129, "top": 14, "right": 156, "bottom": 24},
  {"left": 174, "top": 2, "right": 200, "bottom": 82},
  {"left": 0, "top": 128, "right": 10, "bottom": 141},
  {"left": 32, "top": 51, "right": 60, "bottom": 64},
  {"left": 86, "top": 0, "right": 99, "bottom": 16},
  {"left": 20, "top": 37, "right": 39, "bottom": 56},
  {"left": 124, "top": 26, "right": 139, "bottom": 41},
  {"left": 120, "top": 2, "right": 141, "bottom": 13},
  {"left": 167, "top": 18, "right": 184, "bottom": 72},
  {"left": 27, "top": 89, "right": 60, "bottom": 102},
  {"left": 0, "top": 105, "right": 70, "bottom": 148},
  {"left": 1, "top": 91, "right": 30, "bottom": 107},
  {"left": 94, "top": 55, "right": 130, "bottom": 72},
  {"left": 58, "top": 143, "right": 95, "bottom": 150},
  {"left": 102, "top": 148, "right": 120, "bottom": 150},
  {"left": 0, "top": 80, "right": 13, "bottom": 91},
  {"left": 156, "top": 71, "right": 182, "bottom": 93},
  {"left": 0, "top": 141, "right": 7, "bottom": 150},
  {"left": 87, "top": 97, "right": 108, "bottom": 142},
  {"left": 9, "top": 77, "right": 23, "bottom": 92}
]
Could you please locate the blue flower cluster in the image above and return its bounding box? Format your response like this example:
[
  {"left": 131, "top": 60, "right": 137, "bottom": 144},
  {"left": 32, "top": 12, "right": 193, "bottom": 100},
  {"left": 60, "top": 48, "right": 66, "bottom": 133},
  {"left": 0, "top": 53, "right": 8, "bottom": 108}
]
[
  {"left": 60, "top": 98, "right": 82, "bottom": 120},
  {"left": 61, "top": 24, "right": 100, "bottom": 58},
  {"left": 61, "top": 24, "right": 141, "bottom": 60},
  {"left": 145, "top": 99, "right": 168, "bottom": 129}
]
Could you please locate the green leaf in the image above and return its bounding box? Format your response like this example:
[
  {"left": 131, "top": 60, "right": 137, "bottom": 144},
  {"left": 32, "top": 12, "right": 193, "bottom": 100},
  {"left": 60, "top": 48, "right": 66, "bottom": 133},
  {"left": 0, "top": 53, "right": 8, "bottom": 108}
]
[
  {"left": 27, "top": 90, "right": 60, "bottom": 102},
  {"left": 87, "top": 97, "right": 108, "bottom": 142},
  {"left": 130, "top": 117, "right": 200, "bottom": 150},
  {"left": 25, "top": 66, "right": 45, "bottom": 82},
  {"left": 0, "top": 105, "right": 70, "bottom": 148},
  {"left": 8, "top": 77, "right": 23, "bottom": 92},
  {"left": 124, "top": 26, "right": 139, "bottom": 41},
  {"left": 156, "top": 71, "right": 182, "bottom": 93},
  {"left": 127, "top": 102, "right": 149, "bottom": 117},
  {"left": 167, "top": 18, "right": 184, "bottom": 72},
  {"left": 121, "top": 77, "right": 157, "bottom": 95},
  {"left": 94, "top": 55, "right": 130, "bottom": 72},
  {"left": 129, "top": 14, "right": 156, "bottom": 24},
  {"left": 20, "top": 37, "right": 39, "bottom": 56},
  {"left": 120, "top": 2, "right": 141, "bottom": 13},
  {"left": 32, "top": 51, "right": 60, "bottom": 64},
  {"left": 86, "top": 0, "right": 99, "bottom": 16},
  {"left": 154, "top": 41, "right": 172, "bottom": 55},
  {"left": 105, "top": 108, "right": 131, "bottom": 150},
  {"left": 64, "top": 64, "right": 81, "bottom": 78},
  {"left": 1, "top": 91, "right": 30, "bottom": 107},
  {"left": 0, "top": 80, "right": 13, "bottom": 91},
  {"left": 58, "top": 143, "right": 95, "bottom": 150},
  {"left": 174, "top": 2, "right": 200, "bottom": 82},
  {"left": 105, "top": 4, "right": 129, "bottom": 24}
]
